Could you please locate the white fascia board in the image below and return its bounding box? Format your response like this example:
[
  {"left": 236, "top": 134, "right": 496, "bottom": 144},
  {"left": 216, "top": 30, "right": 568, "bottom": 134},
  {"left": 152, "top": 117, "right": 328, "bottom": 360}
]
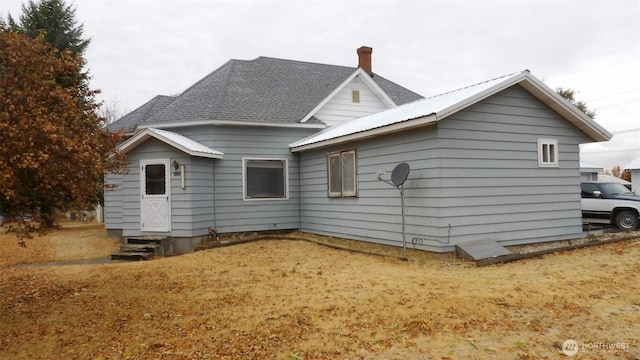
[
  {"left": 291, "top": 114, "right": 437, "bottom": 152},
  {"left": 299, "top": 70, "right": 360, "bottom": 123},
  {"left": 117, "top": 129, "right": 151, "bottom": 154},
  {"left": 136, "top": 119, "right": 327, "bottom": 131},
  {"left": 299, "top": 68, "right": 396, "bottom": 123},
  {"left": 151, "top": 130, "right": 224, "bottom": 159},
  {"left": 118, "top": 128, "right": 224, "bottom": 159},
  {"left": 357, "top": 69, "right": 397, "bottom": 108}
]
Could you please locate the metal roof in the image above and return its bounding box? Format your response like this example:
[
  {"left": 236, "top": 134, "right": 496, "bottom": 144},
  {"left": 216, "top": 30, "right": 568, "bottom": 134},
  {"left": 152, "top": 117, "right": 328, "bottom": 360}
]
[
  {"left": 290, "top": 71, "right": 613, "bottom": 151},
  {"left": 580, "top": 162, "right": 604, "bottom": 171},
  {"left": 117, "top": 128, "right": 223, "bottom": 159},
  {"left": 625, "top": 156, "right": 640, "bottom": 170}
]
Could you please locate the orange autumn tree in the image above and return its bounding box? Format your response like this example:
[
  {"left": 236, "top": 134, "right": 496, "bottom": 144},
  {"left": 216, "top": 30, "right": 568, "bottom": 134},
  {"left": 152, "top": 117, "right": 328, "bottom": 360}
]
[{"left": 0, "top": 25, "right": 125, "bottom": 236}]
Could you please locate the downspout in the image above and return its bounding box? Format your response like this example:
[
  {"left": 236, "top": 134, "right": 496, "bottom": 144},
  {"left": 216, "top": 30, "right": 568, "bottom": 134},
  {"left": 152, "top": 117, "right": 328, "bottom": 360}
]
[
  {"left": 212, "top": 158, "right": 217, "bottom": 228},
  {"left": 295, "top": 152, "right": 302, "bottom": 230}
]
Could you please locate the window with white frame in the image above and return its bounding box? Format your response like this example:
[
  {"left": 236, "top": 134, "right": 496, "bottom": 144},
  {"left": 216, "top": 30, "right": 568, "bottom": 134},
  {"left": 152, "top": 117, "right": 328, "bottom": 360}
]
[
  {"left": 537, "top": 139, "right": 558, "bottom": 167},
  {"left": 243, "top": 158, "right": 288, "bottom": 200},
  {"left": 327, "top": 149, "right": 357, "bottom": 198}
]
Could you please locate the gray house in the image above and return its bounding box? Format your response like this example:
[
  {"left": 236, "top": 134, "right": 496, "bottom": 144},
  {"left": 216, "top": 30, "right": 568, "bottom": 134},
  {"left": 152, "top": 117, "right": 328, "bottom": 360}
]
[{"left": 106, "top": 48, "right": 611, "bottom": 253}]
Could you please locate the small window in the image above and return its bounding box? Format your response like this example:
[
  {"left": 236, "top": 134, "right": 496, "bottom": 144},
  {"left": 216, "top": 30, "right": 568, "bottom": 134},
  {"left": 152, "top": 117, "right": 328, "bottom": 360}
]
[
  {"left": 352, "top": 90, "right": 360, "bottom": 103},
  {"left": 537, "top": 139, "right": 558, "bottom": 167},
  {"left": 328, "top": 149, "right": 357, "bottom": 198},
  {"left": 243, "top": 158, "right": 288, "bottom": 200}
]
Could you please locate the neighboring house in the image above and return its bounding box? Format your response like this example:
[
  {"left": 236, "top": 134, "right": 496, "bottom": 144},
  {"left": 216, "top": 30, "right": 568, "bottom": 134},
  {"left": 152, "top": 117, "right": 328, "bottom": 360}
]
[
  {"left": 624, "top": 156, "right": 640, "bottom": 193},
  {"left": 580, "top": 163, "right": 603, "bottom": 181},
  {"left": 105, "top": 47, "right": 612, "bottom": 254},
  {"left": 597, "top": 174, "right": 632, "bottom": 188}
]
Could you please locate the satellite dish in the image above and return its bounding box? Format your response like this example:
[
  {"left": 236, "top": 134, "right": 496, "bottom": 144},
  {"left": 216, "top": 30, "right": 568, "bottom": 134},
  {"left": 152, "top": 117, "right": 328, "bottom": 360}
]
[{"left": 391, "top": 163, "right": 410, "bottom": 186}]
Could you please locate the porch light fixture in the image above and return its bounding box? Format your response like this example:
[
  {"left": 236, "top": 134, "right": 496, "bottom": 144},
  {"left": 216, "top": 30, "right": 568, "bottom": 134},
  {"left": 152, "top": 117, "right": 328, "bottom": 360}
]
[{"left": 172, "top": 160, "right": 180, "bottom": 170}]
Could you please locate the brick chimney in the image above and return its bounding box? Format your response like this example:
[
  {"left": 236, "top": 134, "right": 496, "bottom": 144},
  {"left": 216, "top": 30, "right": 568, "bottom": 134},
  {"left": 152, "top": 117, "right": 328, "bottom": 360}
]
[{"left": 357, "top": 46, "right": 373, "bottom": 74}]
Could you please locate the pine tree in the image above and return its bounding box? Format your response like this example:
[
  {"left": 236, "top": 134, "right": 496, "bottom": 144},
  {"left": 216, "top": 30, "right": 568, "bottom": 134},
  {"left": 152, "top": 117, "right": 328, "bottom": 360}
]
[
  {"left": 556, "top": 87, "right": 597, "bottom": 119},
  {"left": 7, "top": 0, "right": 90, "bottom": 57}
]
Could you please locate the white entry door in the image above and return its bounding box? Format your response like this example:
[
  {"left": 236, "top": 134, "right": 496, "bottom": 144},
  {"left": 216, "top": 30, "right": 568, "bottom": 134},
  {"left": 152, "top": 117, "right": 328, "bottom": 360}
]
[{"left": 140, "top": 159, "right": 171, "bottom": 232}]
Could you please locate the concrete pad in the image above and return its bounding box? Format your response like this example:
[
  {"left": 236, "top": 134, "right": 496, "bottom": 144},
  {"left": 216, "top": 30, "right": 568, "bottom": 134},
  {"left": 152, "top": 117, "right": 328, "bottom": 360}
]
[{"left": 456, "top": 239, "right": 512, "bottom": 261}]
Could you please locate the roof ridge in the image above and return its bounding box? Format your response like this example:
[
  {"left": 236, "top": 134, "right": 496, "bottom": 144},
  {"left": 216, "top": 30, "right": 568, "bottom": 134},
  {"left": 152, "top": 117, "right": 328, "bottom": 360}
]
[
  {"left": 253, "top": 56, "right": 356, "bottom": 71},
  {"left": 175, "top": 59, "right": 239, "bottom": 97},
  {"left": 148, "top": 59, "right": 239, "bottom": 122},
  {"left": 361, "top": 70, "right": 526, "bottom": 115},
  {"left": 425, "top": 70, "right": 526, "bottom": 101}
]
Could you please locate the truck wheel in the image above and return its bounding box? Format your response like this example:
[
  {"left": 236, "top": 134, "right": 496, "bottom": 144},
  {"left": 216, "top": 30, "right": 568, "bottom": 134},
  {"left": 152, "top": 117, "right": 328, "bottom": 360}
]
[{"left": 614, "top": 210, "right": 639, "bottom": 230}]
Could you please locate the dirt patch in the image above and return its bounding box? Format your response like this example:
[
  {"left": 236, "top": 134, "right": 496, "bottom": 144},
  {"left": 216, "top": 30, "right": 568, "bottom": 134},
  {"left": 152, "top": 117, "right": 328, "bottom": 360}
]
[{"left": 0, "top": 225, "right": 639, "bottom": 359}]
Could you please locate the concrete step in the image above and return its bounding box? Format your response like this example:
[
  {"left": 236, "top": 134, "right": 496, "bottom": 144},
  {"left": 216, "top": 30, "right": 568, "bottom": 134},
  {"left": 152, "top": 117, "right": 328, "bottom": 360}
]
[
  {"left": 119, "top": 244, "right": 160, "bottom": 254},
  {"left": 126, "top": 237, "right": 164, "bottom": 245},
  {"left": 111, "top": 237, "right": 168, "bottom": 261},
  {"left": 110, "top": 252, "right": 155, "bottom": 261}
]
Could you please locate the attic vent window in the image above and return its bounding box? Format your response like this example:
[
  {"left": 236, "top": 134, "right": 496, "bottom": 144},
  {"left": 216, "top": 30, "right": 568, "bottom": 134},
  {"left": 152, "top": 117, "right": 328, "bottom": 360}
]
[
  {"left": 352, "top": 90, "right": 360, "bottom": 103},
  {"left": 537, "top": 139, "right": 558, "bottom": 167}
]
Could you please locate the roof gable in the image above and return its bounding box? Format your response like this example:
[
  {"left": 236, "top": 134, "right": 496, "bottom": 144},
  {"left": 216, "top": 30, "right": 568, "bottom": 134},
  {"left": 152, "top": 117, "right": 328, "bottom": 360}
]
[
  {"left": 117, "top": 128, "right": 223, "bottom": 159},
  {"left": 290, "top": 71, "right": 612, "bottom": 151},
  {"left": 300, "top": 68, "right": 397, "bottom": 123}
]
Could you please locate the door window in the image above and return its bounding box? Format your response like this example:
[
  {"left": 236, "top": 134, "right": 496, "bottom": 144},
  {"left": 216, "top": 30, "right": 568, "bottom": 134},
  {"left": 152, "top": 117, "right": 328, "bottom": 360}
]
[{"left": 145, "top": 164, "right": 166, "bottom": 195}]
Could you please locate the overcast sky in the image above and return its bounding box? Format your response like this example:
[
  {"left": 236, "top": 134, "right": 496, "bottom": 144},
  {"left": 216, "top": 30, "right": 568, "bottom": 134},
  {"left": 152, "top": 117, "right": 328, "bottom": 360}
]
[{"left": 2, "top": 0, "right": 639, "bottom": 169}]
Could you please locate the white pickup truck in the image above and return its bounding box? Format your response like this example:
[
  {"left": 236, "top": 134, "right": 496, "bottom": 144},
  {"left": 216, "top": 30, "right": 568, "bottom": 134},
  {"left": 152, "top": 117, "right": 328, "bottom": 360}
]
[{"left": 581, "top": 182, "right": 640, "bottom": 230}]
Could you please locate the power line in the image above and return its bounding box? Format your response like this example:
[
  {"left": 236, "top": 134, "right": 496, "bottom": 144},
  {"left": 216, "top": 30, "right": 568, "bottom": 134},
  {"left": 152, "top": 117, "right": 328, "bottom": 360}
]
[
  {"left": 595, "top": 98, "right": 640, "bottom": 109},
  {"left": 587, "top": 88, "right": 640, "bottom": 102},
  {"left": 611, "top": 128, "right": 640, "bottom": 135}
]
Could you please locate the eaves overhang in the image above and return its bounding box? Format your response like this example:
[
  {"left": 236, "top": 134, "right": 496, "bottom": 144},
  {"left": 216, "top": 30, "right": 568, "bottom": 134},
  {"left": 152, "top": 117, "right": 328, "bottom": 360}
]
[
  {"left": 136, "top": 119, "right": 327, "bottom": 131},
  {"left": 117, "top": 128, "right": 224, "bottom": 159}
]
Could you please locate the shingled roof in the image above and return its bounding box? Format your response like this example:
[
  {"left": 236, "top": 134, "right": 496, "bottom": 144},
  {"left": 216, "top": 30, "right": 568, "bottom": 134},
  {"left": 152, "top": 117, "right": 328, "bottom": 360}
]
[
  {"left": 107, "top": 95, "right": 175, "bottom": 133},
  {"left": 109, "top": 56, "right": 423, "bottom": 132}
]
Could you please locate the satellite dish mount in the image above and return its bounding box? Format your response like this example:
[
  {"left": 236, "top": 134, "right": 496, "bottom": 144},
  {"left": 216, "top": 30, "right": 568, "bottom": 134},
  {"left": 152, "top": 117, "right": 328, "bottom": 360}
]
[{"left": 377, "top": 163, "right": 410, "bottom": 255}]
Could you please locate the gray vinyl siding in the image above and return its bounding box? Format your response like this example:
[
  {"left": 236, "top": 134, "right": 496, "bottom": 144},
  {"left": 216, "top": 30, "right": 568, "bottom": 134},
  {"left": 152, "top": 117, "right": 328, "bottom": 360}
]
[
  {"left": 171, "top": 156, "right": 216, "bottom": 237},
  {"left": 104, "top": 173, "right": 123, "bottom": 230},
  {"left": 176, "top": 125, "right": 318, "bottom": 234},
  {"left": 299, "top": 85, "right": 592, "bottom": 251},
  {"left": 299, "top": 126, "right": 441, "bottom": 250},
  {"left": 435, "top": 85, "right": 589, "bottom": 248}
]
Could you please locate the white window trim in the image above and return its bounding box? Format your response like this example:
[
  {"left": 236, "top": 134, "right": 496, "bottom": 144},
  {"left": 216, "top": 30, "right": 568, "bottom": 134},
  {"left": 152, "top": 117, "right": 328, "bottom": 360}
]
[
  {"left": 537, "top": 139, "right": 558, "bottom": 167},
  {"left": 327, "top": 153, "right": 342, "bottom": 198},
  {"left": 327, "top": 149, "right": 358, "bottom": 198},
  {"left": 242, "top": 157, "right": 289, "bottom": 201}
]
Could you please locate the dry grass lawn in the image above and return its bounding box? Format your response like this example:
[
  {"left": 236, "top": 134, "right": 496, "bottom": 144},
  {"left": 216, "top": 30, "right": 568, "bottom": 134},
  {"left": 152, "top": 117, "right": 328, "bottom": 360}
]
[{"left": 1, "top": 223, "right": 639, "bottom": 359}]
